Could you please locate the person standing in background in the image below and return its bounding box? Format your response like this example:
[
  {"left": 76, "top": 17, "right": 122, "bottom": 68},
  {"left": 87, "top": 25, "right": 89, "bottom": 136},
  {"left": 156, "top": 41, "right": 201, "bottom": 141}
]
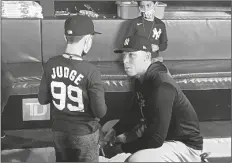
[{"left": 125, "top": 1, "right": 168, "bottom": 63}]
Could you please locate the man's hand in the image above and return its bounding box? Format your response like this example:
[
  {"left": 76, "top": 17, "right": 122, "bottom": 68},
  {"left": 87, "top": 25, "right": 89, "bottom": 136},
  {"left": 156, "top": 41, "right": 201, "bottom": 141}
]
[
  {"left": 151, "top": 44, "right": 159, "bottom": 52},
  {"left": 132, "top": 123, "right": 146, "bottom": 138},
  {"left": 115, "top": 133, "right": 127, "bottom": 144},
  {"left": 104, "top": 129, "right": 128, "bottom": 145},
  {"left": 103, "top": 128, "right": 116, "bottom": 146},
  {"left": 104, "top": 128, "right": 116, "bottom": 141}
]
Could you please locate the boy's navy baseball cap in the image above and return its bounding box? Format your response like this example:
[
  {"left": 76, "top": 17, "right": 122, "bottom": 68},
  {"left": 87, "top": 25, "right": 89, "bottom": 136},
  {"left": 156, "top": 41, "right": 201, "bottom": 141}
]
[
  {"left": 64, "top": 14, "right": 101, "bottom": 36},
  {"left": 114, "top": 35, "right": 152, "bottom": 53}
]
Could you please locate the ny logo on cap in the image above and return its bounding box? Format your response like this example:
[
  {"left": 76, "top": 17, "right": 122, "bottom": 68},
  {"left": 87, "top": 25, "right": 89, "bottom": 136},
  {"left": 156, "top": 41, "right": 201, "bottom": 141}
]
[
  {"left": 67, "top": 30, "right": 73, "bottom": 35},
  {"left": 124, "top": 38, "right": 130, "bottom": 46}
]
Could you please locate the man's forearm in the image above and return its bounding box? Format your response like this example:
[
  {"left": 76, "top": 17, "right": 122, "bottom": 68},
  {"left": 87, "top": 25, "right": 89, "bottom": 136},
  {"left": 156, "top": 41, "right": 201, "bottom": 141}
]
[{"left": 141, "top": 83, "right": 176, "bottom": 148}]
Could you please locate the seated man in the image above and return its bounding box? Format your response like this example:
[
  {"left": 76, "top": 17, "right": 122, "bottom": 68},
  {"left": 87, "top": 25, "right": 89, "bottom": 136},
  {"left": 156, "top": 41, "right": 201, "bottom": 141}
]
[{"left": 105, "top": 35, "right": 203, "bottom": 162}]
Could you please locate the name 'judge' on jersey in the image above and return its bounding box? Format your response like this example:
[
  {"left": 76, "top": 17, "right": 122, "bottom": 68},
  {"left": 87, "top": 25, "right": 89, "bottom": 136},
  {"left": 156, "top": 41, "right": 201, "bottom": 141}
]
[{"left": 39, "top": 55, "right": 107, "bottom": 135}]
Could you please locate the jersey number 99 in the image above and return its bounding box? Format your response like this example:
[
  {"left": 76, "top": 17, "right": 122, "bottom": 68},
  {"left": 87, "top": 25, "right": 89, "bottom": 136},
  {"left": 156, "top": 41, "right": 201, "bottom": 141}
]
[{"left": 51, "top": 81, "right": 84, "bottom": 112}]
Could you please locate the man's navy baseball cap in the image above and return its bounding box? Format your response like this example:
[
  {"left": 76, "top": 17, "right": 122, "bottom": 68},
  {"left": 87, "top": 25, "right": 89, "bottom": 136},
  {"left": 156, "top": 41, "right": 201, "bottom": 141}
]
[
  {"left": 64, "top": 14, "right": 101, "bottom": 36},
  {"left": 114, "top": 35, "right": 152, "bottom": 53}
]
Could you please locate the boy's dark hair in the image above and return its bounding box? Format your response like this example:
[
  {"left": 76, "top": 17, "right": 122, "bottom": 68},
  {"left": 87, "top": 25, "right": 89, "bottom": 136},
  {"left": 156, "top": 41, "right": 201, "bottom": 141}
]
[
  {"left": 65, "top": 35, "right": 84, "bottom": 44},
  {"left": 137, "top": 1, "right": 141, "bottom": 5},
  {"left": 137, "top": 1, "right": 156, "bottom": 5}
]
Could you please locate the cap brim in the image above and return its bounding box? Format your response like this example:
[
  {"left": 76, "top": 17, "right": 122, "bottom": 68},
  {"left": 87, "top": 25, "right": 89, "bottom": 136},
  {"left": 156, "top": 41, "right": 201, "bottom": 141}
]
[
  {"left": 114, "top": 48, "right": 138, "bottom": 53},
  {"left": 93, "top": 31, "right": 101, "bottom": 35}
]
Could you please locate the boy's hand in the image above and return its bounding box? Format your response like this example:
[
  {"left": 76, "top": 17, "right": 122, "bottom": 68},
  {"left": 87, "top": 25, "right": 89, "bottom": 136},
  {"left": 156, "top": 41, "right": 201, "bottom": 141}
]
[{"left": 151, "top": 44, "right": 159, "bottom": 52}]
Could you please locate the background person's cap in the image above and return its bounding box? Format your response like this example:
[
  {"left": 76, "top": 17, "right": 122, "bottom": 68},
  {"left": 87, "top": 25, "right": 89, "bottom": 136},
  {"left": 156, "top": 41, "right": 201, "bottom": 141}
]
[
  {"left": 114, "top": 35, "right": 152, "bottom": 53},
  {"left": 64, "top": 14, "right": 101, "bottom": 36}
]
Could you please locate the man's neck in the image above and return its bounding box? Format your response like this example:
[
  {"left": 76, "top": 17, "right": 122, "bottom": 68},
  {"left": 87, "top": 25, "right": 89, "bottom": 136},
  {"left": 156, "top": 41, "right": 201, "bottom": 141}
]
[
  {"left": 136, "top": 74, "right": 145, "bottom": 83},
  {"left": 136, "top": 62, "right": 152, "bottom": 83}
]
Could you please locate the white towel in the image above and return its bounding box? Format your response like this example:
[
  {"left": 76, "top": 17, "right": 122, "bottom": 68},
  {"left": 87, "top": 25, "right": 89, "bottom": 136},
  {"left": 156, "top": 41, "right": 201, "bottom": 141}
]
[{"left": 99, "top": 153, "right": 131, "bottom": 162}]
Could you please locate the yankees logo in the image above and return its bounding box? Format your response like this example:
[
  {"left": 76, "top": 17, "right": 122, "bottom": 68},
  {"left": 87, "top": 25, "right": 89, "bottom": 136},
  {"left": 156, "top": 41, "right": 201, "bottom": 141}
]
[
  {"left": 124, "top": 38, "right": 130, "bottom": 46},
  {"left": 152, "top": 28, "right": 162, "bottom": 40}
]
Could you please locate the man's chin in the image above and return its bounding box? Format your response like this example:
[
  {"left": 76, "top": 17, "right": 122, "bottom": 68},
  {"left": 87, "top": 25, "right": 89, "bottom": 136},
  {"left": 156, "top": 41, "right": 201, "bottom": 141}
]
[{"left": 125, "top": 71, "right": 136, "bottom": 77}]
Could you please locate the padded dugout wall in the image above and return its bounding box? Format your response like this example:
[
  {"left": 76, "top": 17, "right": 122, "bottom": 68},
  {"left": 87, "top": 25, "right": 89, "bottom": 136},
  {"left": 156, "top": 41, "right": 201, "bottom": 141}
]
[
  {"left": 1, "top": 12, "right": 231, "bottom": 130},
  {"left": 2, "top": 16, "right": 231, "bottom": 95},
  {"left": 2, "top": 19, "right": 44, "bottom": 95},
  {"left": 42, "top": 19, "right": 231, "bottom": 61}
]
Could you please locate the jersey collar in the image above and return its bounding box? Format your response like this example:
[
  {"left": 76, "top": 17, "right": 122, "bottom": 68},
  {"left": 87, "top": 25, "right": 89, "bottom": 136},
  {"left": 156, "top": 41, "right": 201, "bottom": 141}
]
[{"left": 62, "top": 53, "right": 83, "bottom": 61}]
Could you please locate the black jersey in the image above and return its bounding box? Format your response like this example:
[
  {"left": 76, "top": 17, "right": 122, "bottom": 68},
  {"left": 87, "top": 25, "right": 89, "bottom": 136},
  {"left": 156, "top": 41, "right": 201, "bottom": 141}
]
[
  {"left": 125, "top": 16, "right": 168, "bottom": 58},
  {"left": 114, "top": 62, "right": 203, "bottom": 150},
  {"left": 38, "top": 54, "right": 107, "bottom": 135}
]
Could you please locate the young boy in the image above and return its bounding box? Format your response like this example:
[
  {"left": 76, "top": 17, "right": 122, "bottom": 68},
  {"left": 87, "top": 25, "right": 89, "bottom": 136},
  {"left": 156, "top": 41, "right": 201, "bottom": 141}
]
[
  {"left": 125, "top": 1, "right": 168, "bottom": 63},
  {"left": 38, "top": 15, "right": 107, "bottom": 162}
]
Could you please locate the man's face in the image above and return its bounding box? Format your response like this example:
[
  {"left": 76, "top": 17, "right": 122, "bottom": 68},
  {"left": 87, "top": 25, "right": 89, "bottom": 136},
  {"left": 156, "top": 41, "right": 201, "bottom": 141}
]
[{"left": 123, "top": 51, "right": 147, "bottom": 77}]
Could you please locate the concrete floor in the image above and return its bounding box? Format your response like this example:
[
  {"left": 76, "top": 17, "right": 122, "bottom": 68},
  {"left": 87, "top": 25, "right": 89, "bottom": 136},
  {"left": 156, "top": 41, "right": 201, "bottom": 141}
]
[{"left": 1, "top": 121, "right": 231, "bottom": 162}]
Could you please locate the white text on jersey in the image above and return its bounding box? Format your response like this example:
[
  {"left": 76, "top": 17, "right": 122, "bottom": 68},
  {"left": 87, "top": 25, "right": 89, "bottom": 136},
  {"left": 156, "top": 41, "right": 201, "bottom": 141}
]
[{"left": 51, "top": 66, "right": 84, "bottom": 85}]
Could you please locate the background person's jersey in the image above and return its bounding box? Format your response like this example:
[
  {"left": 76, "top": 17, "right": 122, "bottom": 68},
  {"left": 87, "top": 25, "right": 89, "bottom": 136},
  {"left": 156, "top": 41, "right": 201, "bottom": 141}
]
[
  {"left": 38, "top": 55, "right": 107, "bottom": 135},
  {"left": 125, "top": 16, "right": 168, "bottom": 58}
]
